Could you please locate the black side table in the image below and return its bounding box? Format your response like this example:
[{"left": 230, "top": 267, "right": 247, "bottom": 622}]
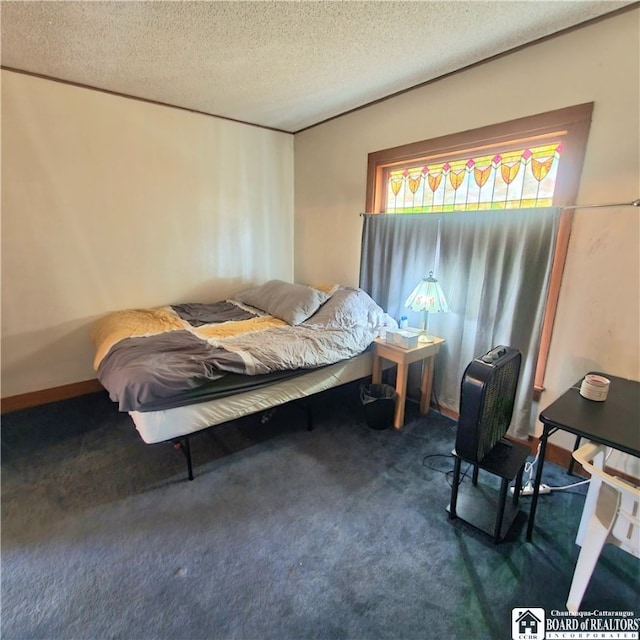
[{"left": 528, "top": 373, "right": 639, "bottom": 542}]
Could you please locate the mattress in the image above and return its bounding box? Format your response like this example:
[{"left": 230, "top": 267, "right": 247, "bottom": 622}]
[{"left": 129, "top": 351, "right": 373, "bottom": 444}]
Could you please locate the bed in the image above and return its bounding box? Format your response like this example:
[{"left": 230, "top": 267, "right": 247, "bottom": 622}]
[{"left": 92, "top": 281, "right": 395, "bottom": 479}]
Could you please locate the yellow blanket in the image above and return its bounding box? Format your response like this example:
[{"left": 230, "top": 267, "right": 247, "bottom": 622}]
[{"left": 91, "top": 306, "right": 285, "bottom": 370}]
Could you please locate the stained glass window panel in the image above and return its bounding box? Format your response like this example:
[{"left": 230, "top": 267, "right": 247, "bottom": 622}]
[{"left": 384, "top": 143, "right": 561, "bottom": 213}]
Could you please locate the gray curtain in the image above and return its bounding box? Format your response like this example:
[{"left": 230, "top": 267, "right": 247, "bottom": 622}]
[{"left": 359, "top": 207, "right": 561, "bottom": 438}]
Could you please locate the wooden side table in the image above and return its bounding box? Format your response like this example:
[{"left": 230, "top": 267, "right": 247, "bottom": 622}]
[{"left": 371, "top": 334, "right": 445, "bottom": 429}]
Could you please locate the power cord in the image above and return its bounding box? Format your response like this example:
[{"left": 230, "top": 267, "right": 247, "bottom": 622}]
[
  {"left": 424, "top": 441, "right": 596, "bottom": 496},
  {"left": 510, "top": 440, "right": 595, "bottom": 497},
  {"left": 422, "top": 453, "right": 474, "bottom": 488}
]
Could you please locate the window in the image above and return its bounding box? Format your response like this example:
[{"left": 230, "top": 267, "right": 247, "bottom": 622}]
[
  {"left": 385, "top": 142, "right": 561, "bottom": 213},
  {"left": 365, "top": 103, "right": 593, "bottom": 391}
]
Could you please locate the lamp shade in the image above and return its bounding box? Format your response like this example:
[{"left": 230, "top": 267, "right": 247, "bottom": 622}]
[{"left": 404, "top": 272, "right": 450, "bottom": 314}]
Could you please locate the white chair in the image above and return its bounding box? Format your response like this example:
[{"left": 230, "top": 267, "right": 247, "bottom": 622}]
[{"left": 566, "top": 442, "right": 640, "bottom": 613}]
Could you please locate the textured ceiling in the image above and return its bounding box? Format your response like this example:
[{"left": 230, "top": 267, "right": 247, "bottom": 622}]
[{"left": 1, "top": 1, "right": 634, "bottom": 133}]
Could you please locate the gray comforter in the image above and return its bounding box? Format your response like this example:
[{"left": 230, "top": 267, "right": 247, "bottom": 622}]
[{"left": 94, "top": 287, "right": 391, "bottom": 412}]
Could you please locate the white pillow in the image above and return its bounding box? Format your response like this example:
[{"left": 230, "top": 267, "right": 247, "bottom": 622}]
[{"left": 233, "top": 280, "right": 331, "bottom": 325}]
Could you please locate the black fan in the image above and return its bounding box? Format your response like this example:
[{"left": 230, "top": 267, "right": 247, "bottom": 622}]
[{"left": 455, "top": 345, "right": 522, "bottom": 463}]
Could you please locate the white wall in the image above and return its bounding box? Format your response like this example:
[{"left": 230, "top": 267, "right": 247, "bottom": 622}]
[
  {"left": 1, "top": 70, "right": 294, "bottom": 397},
  {"left": 294, "top": 11, "right": 639, "bottom": 469}
]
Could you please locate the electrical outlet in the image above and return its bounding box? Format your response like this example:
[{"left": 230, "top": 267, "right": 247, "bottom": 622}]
[{"left": 509, "top": 482, "right": 551, "bottom": 497}]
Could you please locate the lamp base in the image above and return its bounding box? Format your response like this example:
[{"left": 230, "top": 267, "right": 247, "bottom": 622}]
[{"left": 419, "top": 310, "right": 433, "bottom": 344}]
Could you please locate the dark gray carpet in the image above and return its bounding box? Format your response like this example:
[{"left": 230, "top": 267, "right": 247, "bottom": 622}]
[{"left": 2, "top": 382, "right": 638, "bottom": 640}]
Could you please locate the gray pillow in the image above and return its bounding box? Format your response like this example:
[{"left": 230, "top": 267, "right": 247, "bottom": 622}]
[{"left": 233, "top": 280, "right": 331, "bottom": 325}]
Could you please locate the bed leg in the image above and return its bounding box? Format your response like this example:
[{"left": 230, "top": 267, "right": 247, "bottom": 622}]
[
  {"left": 173, "top": 437, "right": 194, "bottom": 481},
  {"left": 306, "top": 397, "right": 313, "bottom": 431}
]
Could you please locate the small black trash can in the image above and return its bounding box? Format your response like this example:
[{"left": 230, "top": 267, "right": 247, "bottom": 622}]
[{"left": 360, "top": 383, "right": 397, "bottom": 430}]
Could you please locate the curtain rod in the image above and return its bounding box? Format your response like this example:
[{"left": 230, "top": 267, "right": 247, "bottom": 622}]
[
  {"left": 359, "top": 199, "right": 640, "bottom": 215},
  {"left": 561, "top": 198, "right": 640, "bottom": 210}
]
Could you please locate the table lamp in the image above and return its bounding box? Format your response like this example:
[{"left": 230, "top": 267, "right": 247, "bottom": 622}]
[{"left": 404, "top": 272, "right": 450, "bottom": 343}]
